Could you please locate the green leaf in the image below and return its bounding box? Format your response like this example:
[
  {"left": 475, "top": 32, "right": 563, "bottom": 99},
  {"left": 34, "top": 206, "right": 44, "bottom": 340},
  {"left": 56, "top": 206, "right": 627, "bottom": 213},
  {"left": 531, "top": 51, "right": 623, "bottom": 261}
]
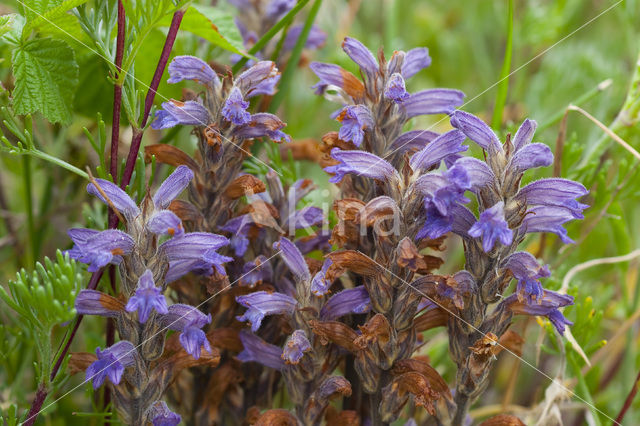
[
  {"left": 21, "top": 0, "right": 89, "bottom": 39},
  {"left": 11, "top": 37, "right": 79, "bottom": 124},
  {"left": 0, "top": 14, "right": 25, "bottom": 45},
  {"left": 161, "top": 5, "right": 250, "bottom": 57},
  {"left": 0, "top": 15, "right": 13, "bottom": 38}
]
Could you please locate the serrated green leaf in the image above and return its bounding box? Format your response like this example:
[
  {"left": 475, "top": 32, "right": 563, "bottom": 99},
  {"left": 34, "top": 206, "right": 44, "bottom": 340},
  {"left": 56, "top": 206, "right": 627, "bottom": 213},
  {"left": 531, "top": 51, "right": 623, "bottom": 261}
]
[
  {"left": 160, "top": 5, "right": 250, "bottom": 57},
  {"left": 11, "top": 37, "right": 79, "bottom": 124},
  {"left": 21, "top": 0, "right": 89, "bottom": 39},
  {"left": 0, "top": 14, "right": 25, "bottom": 45}
]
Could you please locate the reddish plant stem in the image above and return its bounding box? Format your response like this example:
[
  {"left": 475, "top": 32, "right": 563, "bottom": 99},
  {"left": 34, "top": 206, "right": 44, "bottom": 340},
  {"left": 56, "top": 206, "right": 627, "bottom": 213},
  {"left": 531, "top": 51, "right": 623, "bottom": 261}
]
[
  {"left": 23, "top": 384, "right": 47, "bottom": 426},
  {"left": 120, "top": 9, "right": 185, "bottom": 189},
  {"left": 614, "top": 367, "right": 640, "bottom": 425},
  {"left": 110, "top": 0, "right": 126, "bottom": 181}
]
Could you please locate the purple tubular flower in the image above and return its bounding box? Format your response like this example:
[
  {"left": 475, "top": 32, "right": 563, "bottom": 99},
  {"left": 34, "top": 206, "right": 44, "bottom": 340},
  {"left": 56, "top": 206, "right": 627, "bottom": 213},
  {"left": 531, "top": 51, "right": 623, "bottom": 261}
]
[
  {"left": 161, "top": 304, "right": 212, "bottom": 359},
  {"left": 416, "top": 172, "right": 469, "bottom": 217},
  {"left": 75, "top": 289, "right": 122, "bottom": 318},
  {"left": 167, "top": 55, "right": 217, "bottom": 86},
  {"left": 309, "top": 62, "right": 352, "bottom": 94},
  {"left": 288, "top": 178, "right": 316, "bottom": 205},
  {"left": 516, "top": 178, "right": 588, "bottom": 219},
  {"left": 401, "top": 47, "right": 432, "bottom": 79},
  {"left": 236, "top": 61, "right": 280, "bottom": 98},
  {"left": 451, "top": 204, "right": 479, "bottom": 237},
  {"left": 231, "top": 113, "right": 290, "bottom": 142},
  {"left": 310, "top": 258, "right": 334, "bottom": 296},
  {"left": 391, "top": 130, "right": 440, "bottom": 153},
  {"left": 160, "top": 232, "right": 231, "bottom": 282},
  {"left": 416, "top": 204, "right": 453, "bottom": 240},
  {"left": 222, "top": 87, "right": 251, "bottom": 125},
  {"left": 509, "top": 143, "right": 553, "bottom": 172},
  {"left": 504, "top": 290, "right": 574, "bottom": 335},
  {"left": 239, "top": 255, "right": 273, "bottom": 287},
  {"left": 320, "top": 286, "right": 371, "bottom": 320},
  {"left": 220, "top": 214, "right": 254, "bottom": 257},
  {"left": 468, "top": 201, "right": 513, "bottom": 252},
  {"left": 87, "top": 179, "right": 139, "bottom": 221},
  {"left": 148, "top": 401, "right": 181, "bottom": 426},
  {"left": 502, "top": 252, "right": 550, "bottom": 303},
  {"left": 521, "top": 206, "right": 576, "bottom": 244},
  {"left": 337, "top": 104, "right": 374, "bottom": 147},
  {"left": 151, "top": 100, "right": 210, "bottom": 129},
  {"left": 409, "top": 129, "right": 467, "bottom": 171},
  {"left": 236, "top": 291, "right": 297, "bottom": 332},
  {"left": 237, "top": 330, "right": 285, "bottom": 370},
  {"left": 324, "top": 148, "right": 396, "bottom": 184},
  {"left": 512, "top": 118, "right": 537, "bottom": 151},
  {"left": 67, "top": 228, "right": 134, "bottom": 272},
  {"left": 342, "top": 37, "right": 378, "bottom": 77},
  {"left": 402, "top": 89, "right": 465, "bottom": 117},
  {"left": 284, "top": 24, "right": 326, "bottom": 52},
  {"left": 450, "top": 110, "right": 502, "bottom": 152},
  {"left": 449, "top": 157, "right": 495, "bottom": 191},
  {"left": 273, "top": 237, "right": 311, "bottom": 281},
  {"left": 147, "top": 210, "right": 184, "bottom": 237},
  {"left": 295, "top": 230, "right": 331, "bottom": 254},
  {"left": 125, "top": 270, "right": 168, "bottom": 323},
  {"left": 265, "top": 0, "right": 296, "bottom": 21},
  {"left": 384, "top": 73, "right": 410, "bottom": 102},
  {"left": 286, "top": 206, "right": 324, "bottom": 230},
  {"left": 282, "top": 329, "right": 312, "bottom": 364},
  {"left": 153, "top": 165, "right": 194, "bottom": 209},
  {"left": 86, "top": 341, "right": 136, "bottom": 389}
]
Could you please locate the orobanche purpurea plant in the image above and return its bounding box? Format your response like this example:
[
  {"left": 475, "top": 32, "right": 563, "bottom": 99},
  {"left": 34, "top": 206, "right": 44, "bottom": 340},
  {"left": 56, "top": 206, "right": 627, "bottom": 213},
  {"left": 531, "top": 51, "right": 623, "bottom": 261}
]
[{"left": 3, "top": 0, "right": 640, "bottom": 425}]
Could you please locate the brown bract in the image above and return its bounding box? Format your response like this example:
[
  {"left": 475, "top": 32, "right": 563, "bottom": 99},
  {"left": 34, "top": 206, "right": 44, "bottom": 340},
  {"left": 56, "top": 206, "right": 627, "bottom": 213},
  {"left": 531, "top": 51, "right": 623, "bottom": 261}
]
[{"left": 224, "top": 174, "right": 266, "bottom": 199}]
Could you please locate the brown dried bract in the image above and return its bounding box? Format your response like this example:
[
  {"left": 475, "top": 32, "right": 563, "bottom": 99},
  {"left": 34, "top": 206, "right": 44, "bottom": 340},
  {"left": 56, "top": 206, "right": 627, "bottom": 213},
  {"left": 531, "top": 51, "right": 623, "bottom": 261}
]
[
  {"left": 144, "top": 144, "right": 200, "bottom": 171},
  {"left": 309, "top": 320, "right": 360, "bottom": 353},
  {"left": 479, "top": 414, "right": 526, "bottom": 426},
  {"left": 326, "top": 250, "right": 380, "bottom": 276},
  {"left": 224, "top": 175, "right": 266, "bottom": 199}
]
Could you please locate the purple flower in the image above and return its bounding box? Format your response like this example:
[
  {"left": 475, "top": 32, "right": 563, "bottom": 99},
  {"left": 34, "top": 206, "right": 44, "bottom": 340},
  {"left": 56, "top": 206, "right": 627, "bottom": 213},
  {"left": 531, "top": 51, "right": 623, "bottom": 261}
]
[
  {"left": 409, "top": 129, "right": 467, "bottom": 171},
  {"left": 384, "top": 73, "right": 410, "bottom": 102},
  {"left": 239, "top": 255, "right": 273, "bottom": 287},
  {"left": 509, "top": 143, "right": 553, "bottom": 172},
  {"left": 320, "top": 286, "right": 371, "bottom": 320},
  {"left": 237, "top": 330, "right": 284, "bottom": 370},
  {"left": 125, "top": 270, "right": 168, "bottom": 323},
  {"left": 502, "top": 252, "right": 550, "bottom": 303},
  {"left": 236, "top": 291, "right": 297, "bottom": 332},
  {"left": 153, "top": 165, "right": 194, "bottom": 209},
  {"left": 222, "top": 87, "right": 251, "bottom": 125},
  {"left": 521, "top": 205, "right": 576, "bottom": 244},
  {"left": 391, "top": 130, "right": 440, "bottom": 153},
  {"left": 67, "top": 229, "right": 134, "bottom": 272},
  {"left": 220, "top": 214, "right": 254, "bottom": 257},
  {"left": 400, "top": 47, "right": 432, "bottom": 79},
  {"left": 450, "top": 110, "right": 502, "bottom": 152},
  {"left": 147, "top": 401, "right": 181, "bottom": 426},
  {"left": 282, "top": 329, "right": 312, "bottom": 364},
  {"left": 87, "top": 179, "right": 140, "bottom": 221},
  {"left": 75, "top": 289, "right": 122, "bottom": 318},
  {"left": 147, "top": 210, "right": 184, "bottom": 237},
  {"left": 468, "top": 201, "right": 513, "bottom": 252},
  {"left": 85, "top": 341, "right": 136, "bottom": 389},
  {"left": 283, "top": 24, "right": 326, "bottom": 52},
  {"left": 161, "top": 304, "right": 212, "bottom": 359},
  {"left": 151, "top": 100, "right": 210, "bottom": 129},
  {"left": 449, "top": 157, "right": 495, "bottom": 191},
  {"left": 265, "top": 0, "right": 296, "bottom": 21},
  {"left": 295, "top": 230, "right": 331, "bottom": 254},
  {"left": 402, "top": 89, "right": 465, "bottom": 117},
  {"left": 285, "top": 206, "right": 324, "bottom": 231},
  {"left": 416, "top": 172, "right": 469, "bottom": 217},
  {"left": 236, "top": 61, "right": 281, "bottom": 98},
  {"left": 342, "top": 37, "right": 378, "bottom": 78},
  {"left": 309, "top": 62, "right": 356, "bottom": 95},
  {"left": 336, "top": 105, "right": 374, "bottom": 147},
  {"left": 161, "top": 232, "right": 231, "bottom": 282},
  {"left": 167, "top": 55, "right": 218, "bottom": 86},
  {"left": 516, "top": 178, "right": 588, "bottom": 219},
  {"left": 504, "top": 290, "right": 574, "bottom": 335},
  {"left": 310, "top": 258, "right": 334, "bottom": 296},
  {"left": 231, "top": 113, "right": 290, "bottom": 142},
  {"left": 512, "top": 118, "right": 537, "bottom": 151},
  {"left": 324, "top": 148, "right": 396, "bottom": 184},
  {"left": 273, "top": 237, "right": 311, "bottom": 281}
]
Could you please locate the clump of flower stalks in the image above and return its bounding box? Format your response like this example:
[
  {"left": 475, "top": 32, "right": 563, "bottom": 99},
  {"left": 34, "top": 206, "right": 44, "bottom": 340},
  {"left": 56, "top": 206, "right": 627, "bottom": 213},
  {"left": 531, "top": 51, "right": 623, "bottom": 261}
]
[{"left": 53, "top": 33, "right": 586, "bottom": 426}]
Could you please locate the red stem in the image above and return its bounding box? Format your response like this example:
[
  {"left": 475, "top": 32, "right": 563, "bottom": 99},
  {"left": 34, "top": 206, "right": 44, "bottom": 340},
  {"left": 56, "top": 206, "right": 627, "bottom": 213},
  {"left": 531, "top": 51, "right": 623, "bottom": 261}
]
[
  {"left": 614, "top": 368, "right": 640, "bottom": 425},
  {"left": 109, "top": 0, "right": 126, "bottom": 181},
  {"left": 23, "top": 384, "right": 47, "bottom": 426},
  {"left": 120, "top": 9, "right": 185, "bottom": 189}
]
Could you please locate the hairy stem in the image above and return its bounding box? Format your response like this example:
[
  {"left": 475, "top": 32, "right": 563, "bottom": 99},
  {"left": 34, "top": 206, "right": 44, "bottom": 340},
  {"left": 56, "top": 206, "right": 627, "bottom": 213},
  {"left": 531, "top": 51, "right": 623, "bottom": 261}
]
[{"left": 23, "top": 383, "right": 47, "bottom": 426}]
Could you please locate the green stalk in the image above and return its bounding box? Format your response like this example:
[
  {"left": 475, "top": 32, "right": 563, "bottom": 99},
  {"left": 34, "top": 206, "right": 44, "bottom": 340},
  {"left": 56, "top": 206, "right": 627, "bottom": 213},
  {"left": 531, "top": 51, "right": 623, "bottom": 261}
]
[
  {"left": 383, "top": 0, "right": 400, "bottom": 51},
  {"left": 232, "top": 0, "right": 312, "bottom": 73},
  {"left": 22, "top": 156, "right": 36, "bottom": 267},
  {"left": 491, "top": 0, "right": 514, "bottom": 129},
  {"left": 269, "top": 0, "right": 323, "bottom": 112},
  {"left": 25, "top": 149, "right": 89, "bottom": 180}
]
